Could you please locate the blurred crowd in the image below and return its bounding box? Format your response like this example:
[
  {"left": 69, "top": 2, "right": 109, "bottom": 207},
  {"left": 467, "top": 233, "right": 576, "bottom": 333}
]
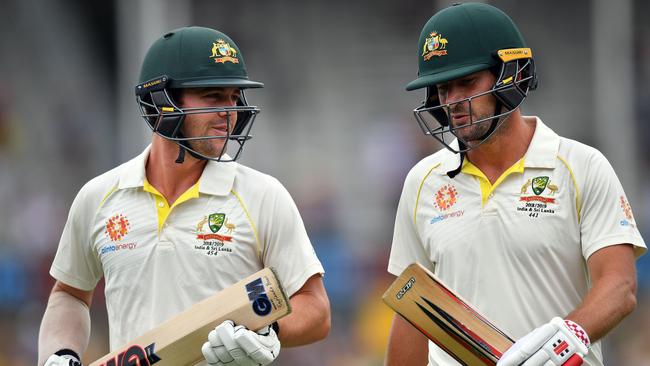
[{"left": 1, "top": 1, "right": 650, "bottom": 365}]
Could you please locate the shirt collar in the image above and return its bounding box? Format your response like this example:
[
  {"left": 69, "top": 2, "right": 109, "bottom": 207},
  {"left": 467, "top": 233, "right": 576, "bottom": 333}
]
[
  {"left": 434, "top": 116, "right": 559, "bottom": 175},
  {"left": 199, "top": 154, "right": 237, "bottom": 196},
  {"left": 118, "top": 145, "right": 150, "bottom": 189},
  {"left": 118, "top": 145, "right": 237, "bottom": 196},
  {"left": 435, "top": 139, "right": 462, "bottom": 175},
  {"left": 522, "top": 117, "right": 560, "bottom": 169}
]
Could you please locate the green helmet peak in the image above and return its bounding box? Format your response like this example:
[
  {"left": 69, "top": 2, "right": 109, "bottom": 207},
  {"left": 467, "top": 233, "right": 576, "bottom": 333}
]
[{"left": 406, "top": 2, "right": 527, "bottom": 91}]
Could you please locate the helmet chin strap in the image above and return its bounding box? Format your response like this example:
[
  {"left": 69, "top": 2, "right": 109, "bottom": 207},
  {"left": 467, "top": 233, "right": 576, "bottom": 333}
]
[
  {"left": 175, "top": 145, "right": 186, "bottom": 164},
  {"left": 446, "top": 99, "right": 504, "bottom": 178},
  {"left": 174, "top": 138, "right": 208, "bottom": 164}
]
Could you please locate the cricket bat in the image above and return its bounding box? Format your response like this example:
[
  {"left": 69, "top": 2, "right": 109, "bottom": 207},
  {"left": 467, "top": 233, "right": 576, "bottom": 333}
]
[
  {"left": 90, "top": 267, "right": 291, "bottom": 366},
  {"left": 382, "top": 263, "right": 514, "bottom": 365}
]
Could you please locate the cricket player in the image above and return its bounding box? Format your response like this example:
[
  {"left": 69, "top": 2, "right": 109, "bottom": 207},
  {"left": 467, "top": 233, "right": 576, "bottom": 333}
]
[
  {"left": 386, "top": 3, "right": 646, "bottom": 366},
  {"left": 38, "top": 26, "right": 330, "bottom": 366}
]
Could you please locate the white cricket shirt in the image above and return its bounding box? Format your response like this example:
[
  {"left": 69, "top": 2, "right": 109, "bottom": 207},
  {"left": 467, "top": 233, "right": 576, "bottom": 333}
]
[
  {"left": 388, "top": 118, "right": 646, "bottom": 366},
  {"left": 51, "top": 146, "right": 324, "bottom": 355}
]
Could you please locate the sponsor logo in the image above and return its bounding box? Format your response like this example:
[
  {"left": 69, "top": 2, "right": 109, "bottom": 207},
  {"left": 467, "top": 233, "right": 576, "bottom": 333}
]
[
  {"left": 210, "top": 39, "right": 239, "bottom": 64},
  {"left": 553, "top": 340, "right": 569, "bottom": 357},
  {"left": 434, "top": 184, "right": 458, "bottom": 211},
  {"left": 105, "top": 214, "right": 130, "bottom": 242},
  {"left": 101, "top": 242, "right": 137, "bottom": 254},
  {"left": 430, "top": 210, "right": 465, "bottom": 224},
  {"left": 98, "top": 343, "right": 160, "bottom": 366},
  {"left": 430, "top": 184, "right": 464, "bottom": 224},
  {"left": 246, "top": 278, "right": 273, "bottom": 316},
  {"left": 396, "top": 277, "right": 415, "bottom": 300},
  {"left": 620, "top": 196, "right": 636, "bottom": 228},
  {"left": 422, "top": 31, "right": 448, "bottom": 60}
]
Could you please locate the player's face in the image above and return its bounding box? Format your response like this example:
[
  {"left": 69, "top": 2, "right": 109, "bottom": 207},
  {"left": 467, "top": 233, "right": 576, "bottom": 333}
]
[
  {"left": 178, "top": 87, "right": 240, "bottom": 159},
  {"left": 436, "top": 70, "right": 498, "bottom": 145}
]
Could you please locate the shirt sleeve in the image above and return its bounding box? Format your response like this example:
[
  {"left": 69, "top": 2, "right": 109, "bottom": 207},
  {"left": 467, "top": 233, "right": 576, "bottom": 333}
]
[
  {"left": 579, "top": 150, "right": 646, "bottom": 259},
  {"left": 259, "top": 179, "right": 324, "bottom": 297},
  {"left": 387, "top": 168, "right": 434, "bottom": 276},
  {"left": 50, "top": 184, "right": 103, "bottom": 291}
]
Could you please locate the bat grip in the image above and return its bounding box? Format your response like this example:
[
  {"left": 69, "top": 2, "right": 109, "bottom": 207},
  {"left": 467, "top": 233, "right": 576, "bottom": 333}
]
[{"left": 562, "top": 354, "right": 583, "bottom": 366}]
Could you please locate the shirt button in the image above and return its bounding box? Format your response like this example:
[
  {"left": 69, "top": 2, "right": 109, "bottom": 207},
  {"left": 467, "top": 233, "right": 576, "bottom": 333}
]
[{"left": 158, "top": 202, "right": 165, "bottom": 208}]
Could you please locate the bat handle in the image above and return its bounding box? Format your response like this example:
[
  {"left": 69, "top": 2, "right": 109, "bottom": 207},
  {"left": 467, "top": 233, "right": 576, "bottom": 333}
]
[{"left": 562, "top": 354, "right": 583, "bottom": 366}]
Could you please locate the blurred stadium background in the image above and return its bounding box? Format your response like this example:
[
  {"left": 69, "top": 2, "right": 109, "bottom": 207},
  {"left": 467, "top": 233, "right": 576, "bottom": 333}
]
[{"left": 0, "top": 0, "right": 649, "bottom": 364}]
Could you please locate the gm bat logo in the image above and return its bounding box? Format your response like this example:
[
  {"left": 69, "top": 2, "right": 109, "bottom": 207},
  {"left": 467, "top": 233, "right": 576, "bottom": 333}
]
[
  {"left": 98, "top": 343, "right": 161, "bottom": 366},
  {"left": 246, "top": 277, "right": 273, "bottom": 316},
  {"left": 396, "top": 277, "right": 416, "bottom": 300}
]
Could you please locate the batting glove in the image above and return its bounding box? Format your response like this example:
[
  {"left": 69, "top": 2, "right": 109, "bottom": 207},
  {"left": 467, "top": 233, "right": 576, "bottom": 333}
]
[
  {"left": 201, "top": 320, "right": 280, "bottom": 366},
  {"left": 497, "top": 317, "right": 590, "bottom": 366},
  {"left": 44, "top": 350, "right": 82, "bottom": 366}
]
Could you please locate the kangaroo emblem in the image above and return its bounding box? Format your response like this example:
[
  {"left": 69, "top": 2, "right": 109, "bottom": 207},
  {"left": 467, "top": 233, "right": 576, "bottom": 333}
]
[
  {"left": 521, "top": 179, "right": 531, "bottom": 195},
  {"left": 224, "top": 219, "right": 236, "bottom": 234},
  {"left": 196, "top": 216, "right": 208, "bottom": 233}
]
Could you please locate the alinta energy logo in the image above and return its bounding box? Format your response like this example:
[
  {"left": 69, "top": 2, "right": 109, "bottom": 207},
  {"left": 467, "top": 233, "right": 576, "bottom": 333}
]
[
  {"left": 422, "top": 31, "right": 448, "bottom": 61},
  {"left": 619, "top": 195, "right": 636, "bottom": 228},
  {"left": 430, "top": 184, "right": 464, "bottom": 224},
  {"left": 102, "top": 214, "right": 137, "bottom": 255},
  {"left": 210, "top": 39, "right": 239, "bottom": 64},
  {"left": 105, "top": 214, "right": 130, "bottom": 242},
  {"left": 434, "top": 184, "right": 458, "bottom": 211}
]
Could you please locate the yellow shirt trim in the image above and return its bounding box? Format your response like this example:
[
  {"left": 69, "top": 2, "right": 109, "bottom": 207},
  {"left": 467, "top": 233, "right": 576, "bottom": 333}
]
[
  {"left": 557, "top": 155, "right": 581, "bottom": 222},
  {"left": 97, "top": 184, "right": 119, "bottom": 212},
  {"left": 461, "top": 158, "right": 525, "bottom": 206},
  {"left": 231, "top": 189, "right": 262, "bottom": 258},
  {"left": 143, "top": 179, "right": 200, "bottom": 232},
  {"left": 414, "top": 163, "right": 442, "bottom": 226}
]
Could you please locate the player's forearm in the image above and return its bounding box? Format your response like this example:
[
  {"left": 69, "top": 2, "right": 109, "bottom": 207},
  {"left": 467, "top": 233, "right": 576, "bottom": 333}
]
[
  {"left": 276, "top": 284, "right": 330, "bottom": 347},
  {"left": 385, "top": 314, "right": 428, "bottom": 366},
  {"left": 567, "top": 245, "right": 637, "bottom": 342},
  {"left": 566, "top": 270, "right": 636, "bottom": 342},
  {"left": 38, "top": 286, "right": 92, "bottom": 365}
]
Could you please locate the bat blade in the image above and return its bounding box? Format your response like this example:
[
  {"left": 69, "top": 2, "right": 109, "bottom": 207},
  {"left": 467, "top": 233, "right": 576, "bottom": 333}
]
[
  {"left": 382, "top": 263, "right": 514, "bottom": 366},
  {"left": 90, "top": 267, "right": 291, "bottom": 366}
]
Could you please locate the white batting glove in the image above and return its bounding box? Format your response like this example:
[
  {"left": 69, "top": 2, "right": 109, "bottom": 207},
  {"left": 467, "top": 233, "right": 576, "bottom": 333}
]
[
  {"left": 201, "top": 320, "right": 280, "bottom": 366},
  {"left": 44, "top": 351, "right": 82, "bottom": 366},
  {"left": 498, "top": 317, "right": 590, "bottom": 366}
]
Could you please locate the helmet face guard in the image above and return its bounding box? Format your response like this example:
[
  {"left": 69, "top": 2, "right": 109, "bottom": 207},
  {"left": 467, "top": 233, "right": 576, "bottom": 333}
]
[
  {"left": 414, "top": 52, "right": 537, "bottom": 153},
  {"left": 136, "top": 76, "right": 259, "bottom": 162}
]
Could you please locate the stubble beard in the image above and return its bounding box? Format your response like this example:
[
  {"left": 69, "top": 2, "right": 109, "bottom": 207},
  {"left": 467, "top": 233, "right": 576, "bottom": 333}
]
[
  {"left": 183, "top": 123, "right": 229, "bottom": 159},
  {"left": 451, "top": 109, "right": 495, "bottom": 146}
]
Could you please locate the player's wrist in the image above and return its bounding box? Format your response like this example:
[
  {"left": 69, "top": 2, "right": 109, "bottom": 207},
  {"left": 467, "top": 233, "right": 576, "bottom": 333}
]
[
  {"left": 271, "top": 321, "right": 280, "bottom": 337},
  {"left": 562, "top": 318, "right": 590, "bottom": 348},
  {"left": 50, "top": 349, "right": 82, "bottom": 366},
  {"left": 54, "top": 349, "right": 81, "bottom": 360}
]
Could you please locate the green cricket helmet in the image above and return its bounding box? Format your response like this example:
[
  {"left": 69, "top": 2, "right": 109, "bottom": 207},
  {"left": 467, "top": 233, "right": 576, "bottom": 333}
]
[
  {"left": 408, "top": 3, "right": 537, "bottom": 154},
  {"left": 135, "top": 26, "right": 263, "bottom": 162}
]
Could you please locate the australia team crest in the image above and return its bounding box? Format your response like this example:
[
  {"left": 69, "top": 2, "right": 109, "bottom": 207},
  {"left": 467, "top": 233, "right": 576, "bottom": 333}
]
[
  {"left": 518, "top": 176, "right": 559, "bottom": 217},
  {"left": 210, "top": 39, "right": 239, "bottom": 64},
  {"left": 422, "top": 31, "right": 448, "bottom": 60},
  {"left": 196, "top": 212, "right": 235, "bottom": 256},
  {"left": 209, "top": 213, "right": 226, "bottom": 233}
]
